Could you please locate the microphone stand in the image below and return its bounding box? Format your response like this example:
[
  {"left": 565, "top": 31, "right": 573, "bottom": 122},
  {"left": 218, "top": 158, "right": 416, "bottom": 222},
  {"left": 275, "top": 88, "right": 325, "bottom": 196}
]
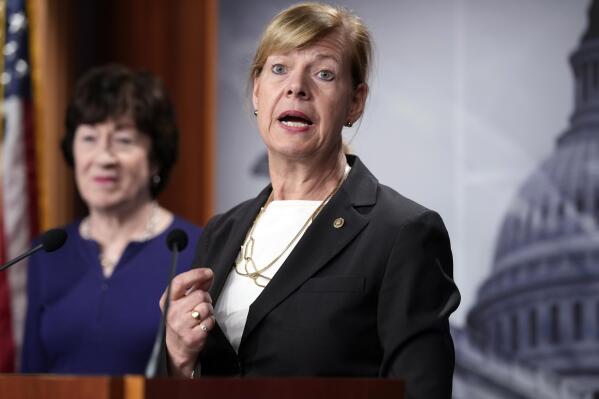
[
  {"left": 145, "top": 243, "right": 180, "bottom": 378},
  {"left": 0, "top": 243, "right": 42, "bottom": 272}
]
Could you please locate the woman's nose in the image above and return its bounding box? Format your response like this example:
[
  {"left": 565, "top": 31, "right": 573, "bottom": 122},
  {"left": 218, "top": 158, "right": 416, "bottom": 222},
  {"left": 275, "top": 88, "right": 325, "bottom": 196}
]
[
  {"left": 286, "top": 71, "right": 310, "bottom": 99},
  {"left": 96, "top": 141, "right": 117, "bottom": 164}
]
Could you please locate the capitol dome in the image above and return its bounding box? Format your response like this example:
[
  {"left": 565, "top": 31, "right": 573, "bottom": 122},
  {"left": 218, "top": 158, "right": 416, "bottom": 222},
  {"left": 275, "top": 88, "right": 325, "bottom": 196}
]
[{"left": 466, "top": 1, "right": 599, "bottom": 388}]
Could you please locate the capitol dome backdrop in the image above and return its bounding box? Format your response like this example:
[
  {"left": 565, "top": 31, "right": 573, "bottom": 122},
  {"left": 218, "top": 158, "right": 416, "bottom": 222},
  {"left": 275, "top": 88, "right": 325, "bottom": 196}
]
[{"left": 454, "top": 1, "right": 599, "bottom": 398}]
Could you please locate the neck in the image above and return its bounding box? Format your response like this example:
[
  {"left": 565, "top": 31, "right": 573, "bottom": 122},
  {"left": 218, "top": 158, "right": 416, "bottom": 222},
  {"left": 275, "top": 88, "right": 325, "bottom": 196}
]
[
  {"left": 268, "top": 151, "right": 347, "bottom": 201},
  {"left": 85, "top": 198, "right": 156, "bottom": 243}
]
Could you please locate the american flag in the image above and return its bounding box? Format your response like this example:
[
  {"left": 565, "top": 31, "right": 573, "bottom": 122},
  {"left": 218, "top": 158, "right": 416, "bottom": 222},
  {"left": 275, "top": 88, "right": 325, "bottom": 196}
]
[{"left": 0, "top": 0, "right": 39, "bottom": 371}]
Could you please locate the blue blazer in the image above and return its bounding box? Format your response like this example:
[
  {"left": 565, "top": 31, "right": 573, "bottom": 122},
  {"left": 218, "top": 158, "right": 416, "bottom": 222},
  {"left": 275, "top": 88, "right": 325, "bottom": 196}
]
[{"left": 188, "top": 155, "right": 460, "bottom": 399}]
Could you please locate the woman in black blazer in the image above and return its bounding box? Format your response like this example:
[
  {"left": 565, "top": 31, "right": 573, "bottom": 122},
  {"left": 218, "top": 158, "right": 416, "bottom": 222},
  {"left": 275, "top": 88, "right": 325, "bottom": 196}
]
[{"left": 161, "top": 3, "right": 460, "bottom": 398}]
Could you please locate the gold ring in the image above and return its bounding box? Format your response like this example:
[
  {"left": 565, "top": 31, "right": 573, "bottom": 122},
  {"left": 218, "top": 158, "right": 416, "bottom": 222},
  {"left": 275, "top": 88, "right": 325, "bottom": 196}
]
[
  {"left": 199, "top": 324, "right": 208, "bottom": 332},
  {"left": 191, "top": 310, "right": 201, "bottom": 320}
]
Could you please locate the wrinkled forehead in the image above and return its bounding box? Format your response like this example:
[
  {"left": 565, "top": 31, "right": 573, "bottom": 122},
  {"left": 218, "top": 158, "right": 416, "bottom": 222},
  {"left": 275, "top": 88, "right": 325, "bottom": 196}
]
[{"left": 266, "top": 31, "right": 350, "bottom": 64}]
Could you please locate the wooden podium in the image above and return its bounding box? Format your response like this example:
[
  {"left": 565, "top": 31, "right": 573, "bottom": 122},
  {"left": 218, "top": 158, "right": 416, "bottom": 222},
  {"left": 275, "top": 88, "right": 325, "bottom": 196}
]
[{"left": 0, "top": 375, "right": 404, "bottom": 399}]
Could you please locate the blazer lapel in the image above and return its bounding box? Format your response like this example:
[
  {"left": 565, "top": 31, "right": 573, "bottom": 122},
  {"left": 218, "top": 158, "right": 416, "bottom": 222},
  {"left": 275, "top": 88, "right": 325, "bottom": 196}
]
[
  {"left": 209, "top": 185, "right": 272, "bottom": 302},
  {"left": 203, "top": 186, "right": 272, "bottom": 368},
  {"left": 240, "top": 155, "right": 378, "bottom": 345}
]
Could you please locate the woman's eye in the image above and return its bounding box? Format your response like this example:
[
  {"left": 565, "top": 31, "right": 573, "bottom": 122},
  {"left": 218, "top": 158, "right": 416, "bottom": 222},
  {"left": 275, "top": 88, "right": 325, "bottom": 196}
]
[
  {"left": 114, "top": 136, "right": 134, "bottom": 145},
  {"left": 271, "top": 64, "right": 287, "bottom": 75},
  {"left": 80, "top": 134, "right": 96, "bottom": 143},
  {"left": 317, "top": 70, "right": 334, "bottom": 81}
]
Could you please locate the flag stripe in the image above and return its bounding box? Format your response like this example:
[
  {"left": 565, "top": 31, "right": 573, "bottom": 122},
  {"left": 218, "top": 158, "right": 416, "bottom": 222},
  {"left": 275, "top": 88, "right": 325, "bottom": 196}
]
[
  {"left": 0, "top": 0, "right": 12, "bottom": 372},
  {"left": 0, "top": 0, "right": 38, "bottom": 371}
]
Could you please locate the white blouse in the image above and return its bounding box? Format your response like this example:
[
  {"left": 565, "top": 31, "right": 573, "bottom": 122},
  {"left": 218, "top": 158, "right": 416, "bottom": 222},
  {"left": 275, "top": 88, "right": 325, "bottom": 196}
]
[{"left": 214, "top": 199, "right": 321, "bottom": 351}]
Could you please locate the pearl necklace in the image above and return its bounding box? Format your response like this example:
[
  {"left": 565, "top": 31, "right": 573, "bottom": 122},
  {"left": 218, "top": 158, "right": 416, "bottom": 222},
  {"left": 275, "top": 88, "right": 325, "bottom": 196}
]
[{"left": 81, "top": 201, "right": 158, "bottom": 276}]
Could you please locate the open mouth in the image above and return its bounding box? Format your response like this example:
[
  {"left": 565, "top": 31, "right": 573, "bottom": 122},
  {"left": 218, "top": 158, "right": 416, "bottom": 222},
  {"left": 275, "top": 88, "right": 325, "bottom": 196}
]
[{"left": 278, "top": 111, "right": 313, "bottom": 128}]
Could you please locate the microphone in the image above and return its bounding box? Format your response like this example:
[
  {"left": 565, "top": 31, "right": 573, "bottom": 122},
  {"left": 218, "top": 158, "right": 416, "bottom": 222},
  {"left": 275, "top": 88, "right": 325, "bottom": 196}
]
[
  {"left": 166, "top": 229, "right": 188, "bottom": 252},
  {"left": 145, "top": 228, "right": 189, "bottom": 378},
  {"left": 0, "top": 228, "right": 68, "bottom": 272}
]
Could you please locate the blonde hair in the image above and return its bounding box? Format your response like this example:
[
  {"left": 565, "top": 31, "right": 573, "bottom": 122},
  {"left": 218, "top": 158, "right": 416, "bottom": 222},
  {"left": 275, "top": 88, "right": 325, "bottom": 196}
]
[{"left": 250, "top": 2, "right": 372, "bottom": 88}]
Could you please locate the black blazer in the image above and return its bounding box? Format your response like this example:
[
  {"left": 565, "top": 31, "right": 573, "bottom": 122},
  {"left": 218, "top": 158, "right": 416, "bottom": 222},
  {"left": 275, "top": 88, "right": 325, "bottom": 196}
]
[{"left": 190, "top": 155, "right": 460, "bottom": 399}]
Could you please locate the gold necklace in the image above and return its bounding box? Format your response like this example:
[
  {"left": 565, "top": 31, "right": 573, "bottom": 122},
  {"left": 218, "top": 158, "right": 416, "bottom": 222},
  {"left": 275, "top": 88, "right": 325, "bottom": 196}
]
[{"left": 234, "top": 175, "right": 344, "bottom": 287}]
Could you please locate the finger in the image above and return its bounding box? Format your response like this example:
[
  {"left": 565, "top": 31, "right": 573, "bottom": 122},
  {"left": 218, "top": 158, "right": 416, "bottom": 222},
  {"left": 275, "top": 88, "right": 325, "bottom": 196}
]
[
  {"left": 159, "top": 288, "right": 168, "bottom": 311},
  {"left": 196, "top": 273, "right": 213, "bottom": 292},
  {"left": 195, "top": 315, "right": 216, "bottom": 334},
  {"left": 170, "top": 268, "right": 214, "bottom": 300},
  {"left": 172, "top": 290, "right": 213, "bottom": 314},
  {"left": 191, "top": 302, "right": 214, "bottom": 322},
  {"left": 184, "top": 273, "right": 214, "bottom": 295},
  {"left": 166, "top": 291, "right": 213, "bottom": 332}
]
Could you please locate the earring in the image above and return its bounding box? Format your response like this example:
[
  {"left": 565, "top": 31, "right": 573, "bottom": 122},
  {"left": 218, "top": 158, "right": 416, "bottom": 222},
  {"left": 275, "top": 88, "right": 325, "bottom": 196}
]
[
  {"left": 345, "top": 121, "right": 353, "bottom": 128},
  {"left": 253, "top": 110, "right": 258, "bottom": 116},
  {"left": 152, "top": 174, "right": 161, "bottom": 185}
]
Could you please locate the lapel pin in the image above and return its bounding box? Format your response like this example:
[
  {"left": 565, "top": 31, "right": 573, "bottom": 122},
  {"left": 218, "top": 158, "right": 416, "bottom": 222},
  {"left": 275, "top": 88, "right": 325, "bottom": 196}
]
[{"left": 333, "top": 217, "right": 345, "bottom": 229}]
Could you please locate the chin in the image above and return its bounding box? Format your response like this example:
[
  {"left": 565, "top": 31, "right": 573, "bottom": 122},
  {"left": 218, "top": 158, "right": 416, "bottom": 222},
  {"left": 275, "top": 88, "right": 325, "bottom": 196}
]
[
  {"left": 269, "top": 142, "right": 319, "bottom": 159},
  {"left": 86, "top": 197, "right": 126, "bottom": 211}
]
